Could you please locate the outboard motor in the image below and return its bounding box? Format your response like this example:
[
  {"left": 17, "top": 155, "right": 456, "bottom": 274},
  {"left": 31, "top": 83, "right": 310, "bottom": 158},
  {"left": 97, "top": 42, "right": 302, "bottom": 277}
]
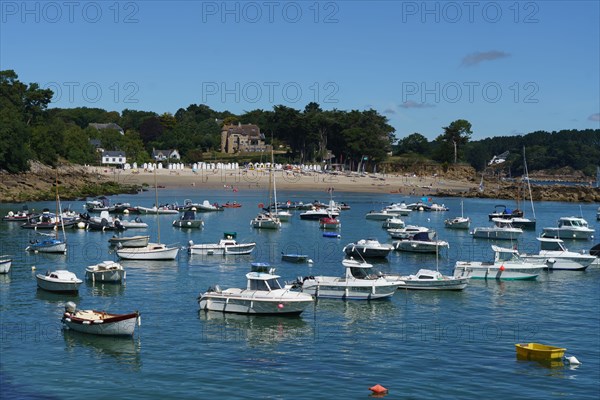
[{"left": 65, "top": 301, "right": 77, "bottom": 313}]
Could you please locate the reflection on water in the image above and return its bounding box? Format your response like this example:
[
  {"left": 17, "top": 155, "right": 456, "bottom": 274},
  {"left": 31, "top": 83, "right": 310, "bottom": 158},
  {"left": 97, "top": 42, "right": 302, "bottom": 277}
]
[
  {"left": 198, "top": 310, "right": 312, "bottom": 347},
  {"left": 87, "top": 281, "right": 126, "bottom": 297},
  {"left": 36, "top": 288, "right": 80, "bottom": 303},
  {"left": 314, "top": 298, "right": 400, "bottom": 323},
  {"left": 63, "top": 330, "right": 141, "bottom": 371}
]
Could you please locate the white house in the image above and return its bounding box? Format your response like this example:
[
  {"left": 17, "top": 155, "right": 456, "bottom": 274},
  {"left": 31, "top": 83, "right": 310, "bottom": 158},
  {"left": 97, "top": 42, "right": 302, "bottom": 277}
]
[
  {"left": 101, "top": 151, "right": 127, "bottom": 166},
  {"left": 152, "top": 149, "right": 181, "bottom": 161}
]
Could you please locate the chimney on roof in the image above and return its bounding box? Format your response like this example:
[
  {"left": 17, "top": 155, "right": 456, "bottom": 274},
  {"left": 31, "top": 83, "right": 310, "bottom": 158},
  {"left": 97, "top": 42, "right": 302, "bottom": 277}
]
[{"left": 238, "top": 121, "right": 241, "bottom": 127}]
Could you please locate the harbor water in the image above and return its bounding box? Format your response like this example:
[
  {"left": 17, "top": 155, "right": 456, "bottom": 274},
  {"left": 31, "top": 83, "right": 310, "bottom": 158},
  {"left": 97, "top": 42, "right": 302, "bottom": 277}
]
[{"left": 1, "top": 190, "right": 599, "bottom": 399}]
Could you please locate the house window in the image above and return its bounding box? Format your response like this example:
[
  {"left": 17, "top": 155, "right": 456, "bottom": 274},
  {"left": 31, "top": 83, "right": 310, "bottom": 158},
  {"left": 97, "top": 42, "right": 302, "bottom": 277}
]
[
  {"left": 118, "top": 158, "right": 122, "bottom": 162},
  {"left": 112, "top": 158, "right": 115, "bottom": 162}
]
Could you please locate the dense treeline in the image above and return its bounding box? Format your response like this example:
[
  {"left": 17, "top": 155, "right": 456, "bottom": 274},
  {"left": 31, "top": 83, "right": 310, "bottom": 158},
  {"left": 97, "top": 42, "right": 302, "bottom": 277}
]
[
  {"left": 1, "top": 70, "right": 598, "bottom": 176},
  {"left": 1, "top": 70, "right": 395, "bottom": 172},
  {"left": 396, "top": 129, "right": 600, "bottom": 177}
]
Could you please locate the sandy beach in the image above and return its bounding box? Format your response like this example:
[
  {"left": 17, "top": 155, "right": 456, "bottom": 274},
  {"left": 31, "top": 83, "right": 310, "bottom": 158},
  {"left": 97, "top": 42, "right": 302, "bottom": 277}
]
[{"left": 94, "top": 166, "right": 476, "bottom": 196}]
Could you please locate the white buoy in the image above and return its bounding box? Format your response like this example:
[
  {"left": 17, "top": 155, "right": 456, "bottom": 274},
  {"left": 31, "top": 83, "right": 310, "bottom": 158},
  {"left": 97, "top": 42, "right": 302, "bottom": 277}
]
[
  {"left": 566, "top": 356, "right": 581, "bottom": 365},
  {"left": 31, "top": 266, "right": 36, "bottom": 271},
  {"left": 308, "top": 259, "right": 314, "bottom": 264}
]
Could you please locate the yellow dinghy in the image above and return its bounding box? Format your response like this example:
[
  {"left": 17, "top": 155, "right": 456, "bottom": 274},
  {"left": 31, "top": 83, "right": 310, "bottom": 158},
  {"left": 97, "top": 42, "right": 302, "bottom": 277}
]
[{"left": 515, "top": 343, "right": 566, "bottom": 362}]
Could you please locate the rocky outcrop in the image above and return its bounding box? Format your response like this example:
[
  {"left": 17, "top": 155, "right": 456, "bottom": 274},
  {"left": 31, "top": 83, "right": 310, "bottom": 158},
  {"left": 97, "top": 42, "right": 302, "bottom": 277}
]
[
  {"left": 435, "top": 183, "right": 600, "bottom": 203},
  {"left": 0, "top": 162, "right": 139, "bottom": 203}
]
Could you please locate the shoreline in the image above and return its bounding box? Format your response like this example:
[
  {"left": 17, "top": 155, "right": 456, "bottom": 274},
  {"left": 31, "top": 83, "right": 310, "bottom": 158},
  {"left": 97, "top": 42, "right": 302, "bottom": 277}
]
[{"left": 96, "top": 166, "right": 476, "bottom": 196}]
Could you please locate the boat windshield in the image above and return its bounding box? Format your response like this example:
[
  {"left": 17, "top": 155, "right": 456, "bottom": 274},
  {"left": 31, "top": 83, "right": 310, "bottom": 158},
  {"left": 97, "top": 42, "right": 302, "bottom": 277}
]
[
  {"left": 249, "top": 278, "right": 282, "bottom": 291},
  {"left": 497, "top": 250, "right": 521, "bottom": 262},
  {"left": 349, "top": 267, "right": 377, "bottom": 279}
]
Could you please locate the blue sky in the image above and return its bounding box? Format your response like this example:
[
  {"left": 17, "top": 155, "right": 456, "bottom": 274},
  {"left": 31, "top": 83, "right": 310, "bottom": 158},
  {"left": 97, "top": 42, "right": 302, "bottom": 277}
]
[{"left": 2, "top": 1, "right": 599, "bottom": 141}]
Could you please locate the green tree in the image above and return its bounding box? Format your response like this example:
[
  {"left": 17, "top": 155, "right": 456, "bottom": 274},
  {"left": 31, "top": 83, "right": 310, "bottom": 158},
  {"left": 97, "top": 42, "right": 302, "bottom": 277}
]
[{"left": 434, "top": 119, "right": 473, "bottom": 163}]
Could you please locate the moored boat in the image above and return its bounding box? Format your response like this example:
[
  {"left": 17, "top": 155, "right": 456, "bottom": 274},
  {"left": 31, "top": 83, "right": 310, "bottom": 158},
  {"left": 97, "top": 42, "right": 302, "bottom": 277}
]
[
  {"left": 292, "top": 258, "right": 403, "bottom": 300},
  {"left": 519, "top": 237, "right": 596, "bottom": 270},
  {"left": 393, "top": 232, "right": 449, "bottom": 253},
  {"left": 471, "top": 219, "right": 523, "bottom": 240},
  {"left": 0, "top": 256, "right": 12, "bottom": 274},
  {"left": 188, "top": 232, "right": 255, "bottom": 255},
  {"left": 36, "top": 270, "right": 82, "bottom": 292},
  {"left": 281, "top": 253, "right": 311, "bottom": 263},
  {"left": 108, "top": 235, "right": 150, "bottom": 248},
  {"left": 61, "top": 302, "right": 140, "bottom": 336},
  {"left": 515, "top": 343, "right": 566, "bottom": 362},
  {"left": 85, "top": 261, "right": 126, "bottom": 283},
  {"left": 382, "top": 217, "right": 405, "bottom": 229},
  {"left": 116, "top": 243, "right": 179, "bottom": 260},
  {"left": 385, "top": 269, "right": 469, "bottom": 290},
  {"left": 343, "top": 239, "right": 393, "bottom": 259},
  {"left": 541, "top": 216, "right": 594, "bottom": 240},
  {"left": 319, "top": 217, "right": 340, "bottom": 230},
  {"left": 198, "top": 263, "right": 314, "bottom": 315},
  {"left": 172, "top": 209, "right": 204, "bottom": 229},
  {"left": 453, "top": 245, "right": 545, "bottom": 280}
]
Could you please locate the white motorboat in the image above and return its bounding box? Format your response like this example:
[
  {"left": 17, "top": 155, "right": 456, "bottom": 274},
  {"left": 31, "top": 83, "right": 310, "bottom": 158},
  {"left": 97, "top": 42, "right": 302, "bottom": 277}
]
[
  {"left": 471, "top": 218, "right": 523, "bottom": 240},
  {"left": 365, "top": 209, "right": 404, "bottom": 221},
  {"left": 195, "top": 200, "right": 224, "bottom": 212},
  {"left": 541, "top": 216, "right": 594, "bottom": 240},
  {"left": 387, "top": 225, "right": 431, "bottom": 240},
  {"left": 343, "top": 239, "right": 394, "bottom": 258},
  {"left": 385, "top": 269, "right": 469, "bottom": 290},
  {"left": 429, "top": 203, "right": 449, "bottom": 211},
  {"left": 0, "top": 256, "right": 12, "bottom": 274},
  {"left": 383, "top": 203, "right": 412, "bottom": 216},
  {"left": 108, "top": 235, "right": 150, "bottom": 248},
  {"left": 116, "top": 243, "right": 179, "bottom": 260},
  {"left": 119, "top": 217, "right": 148, "bottom": 229},
  {"left": 85, "top": 261, "right": 126, "bottom": 283},
  {"left": 61, "top": 302, "right": 140, "bottom": 336},
  {"left": 198, "top": 263, "right": 314, "bottom": 315},
  {"left": 293, "top": 258, "right": 403, "bottom": 300},
  {"left": 406, "top": 202, "right": 431, "bottom": 211},
  {"left": 393, "top": 232, "right": 449, "bottom": 253},
  {"left": 453, "top": 245, "right": 545, "bottom": 280},
  {"left": 520, "top": 238, "right": 596, "bottom": 271},
  {"left": 382, "top": 217, "right": 405, "bottom": 229},
  {"left": 300, "top": 207, "right": 339, "bottom": 220},
  {"left": 275, "top": 210, "right": 292, "bottom": 222},
  {"left": 172, "top": 209, "right": 204, "bottom": 229},
  {"left": 188, "top": 232, "right": 256, "bottom": 255},
  {"left": 501, "top": 216, "right": 536, "bottom": 231},
  {"left": 36, "top": 270, "right": 82, "bottom": 292}
]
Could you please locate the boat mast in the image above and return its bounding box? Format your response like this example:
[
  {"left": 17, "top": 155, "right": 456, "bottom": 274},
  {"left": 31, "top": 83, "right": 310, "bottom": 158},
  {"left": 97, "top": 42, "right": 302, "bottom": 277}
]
[
  {"left": 272, "top": 148, "right": 278, "bottom": 216},
  {"left": 154, "top": 166, "right": 161, "bottom": 244},
  {"left": 523, "top": 146, "right": 536, "bottom": 220},
  {"left": 55, "top": 169, "right": 66, "bottom": 242}
]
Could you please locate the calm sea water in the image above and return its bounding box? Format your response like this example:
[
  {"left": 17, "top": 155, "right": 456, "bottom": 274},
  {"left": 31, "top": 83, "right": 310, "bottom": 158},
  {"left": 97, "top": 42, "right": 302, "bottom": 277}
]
[{"left": 1, "top": 189, "right": 599, "bottom": 399}]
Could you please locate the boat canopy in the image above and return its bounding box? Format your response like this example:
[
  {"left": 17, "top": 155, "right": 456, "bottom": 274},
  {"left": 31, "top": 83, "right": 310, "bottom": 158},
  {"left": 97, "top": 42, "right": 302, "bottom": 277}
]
[
  {"left": 224, "top": 232, "right": 237, "bottom": 239},
  {"left": 537, "top": 237, "right": 567, "bottom": 251}
]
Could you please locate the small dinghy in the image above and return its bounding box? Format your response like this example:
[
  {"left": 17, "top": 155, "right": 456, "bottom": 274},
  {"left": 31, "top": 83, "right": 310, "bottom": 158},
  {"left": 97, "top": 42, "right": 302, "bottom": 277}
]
[{"left": 61, "top": 302, "right": 140, "bottom": 336}]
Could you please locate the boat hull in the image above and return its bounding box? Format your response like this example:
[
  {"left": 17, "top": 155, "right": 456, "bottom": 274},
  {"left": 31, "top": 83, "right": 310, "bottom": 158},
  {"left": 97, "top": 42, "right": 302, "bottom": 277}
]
[
  {"left": 393, "top": 240, "right": 448, "bottom": 253},
  {"left": 471, "top": 229, "right": 522, "bottom": 240},
  {"left": 85, "top": 265, "right": 126, "bottom": 283},
  {"left": 36, "top": 275, "right": 82, "bottom": 292},
  {"left": 26, "top": 240, "right": 67, "bottom": 253},
  {"left": 542, "top": 228, "right": 594, "bottom": 240},
  {"left": 453, "top": 262, "right": 542, "bottom": 280},
  {"left": 515, "top": 343, "right": 566, "bottom": 361},
  {"left": 116, "top": 245, "right": 179, "bottom": 260},
  {"left": 300, "top": 277, "right": 400, "bottom": 300},
  {"left": 343, "top": 247, "right": 391, "bottom": 258},
  {"left": 189, "top": 244, "right": 255, "bottom": 255},
  {"left": 521, "top": 255, "right": 594, "bottom": 271},
  {"left": 62, "top": 312, "right": 139, "bottom": 336},
  {"left": 108, "top": 236, "right": 150, "bottom": 248},
  {"left": 251, "top": 219, "right": 281, "bottom": 229},
  {"left": 173, "top": 220, "right": 204, "bottom": 229},
  {"left": 198, "top": 292, "right": 312, "bottom": 315},
  {"left": 0, "top": 259, "right": 11, "bottom": 274}
]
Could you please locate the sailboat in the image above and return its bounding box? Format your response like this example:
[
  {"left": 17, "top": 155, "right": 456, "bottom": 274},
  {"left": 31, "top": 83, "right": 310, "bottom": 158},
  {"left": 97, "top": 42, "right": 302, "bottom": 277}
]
[
  {"left": 503, "top": 147, "right": 536, "bottom": 230},
  {"left": 116, "top": 166, "right": 179, "bottom": 260},
  {"left": 444, "top": 199, "right": 470, "bottom": 229},
  {"left": 250, "top": 151, "right": 281, "bottom": 229},
  {"left": 26, "top": 171, "right": 67, "bottom": 254}
]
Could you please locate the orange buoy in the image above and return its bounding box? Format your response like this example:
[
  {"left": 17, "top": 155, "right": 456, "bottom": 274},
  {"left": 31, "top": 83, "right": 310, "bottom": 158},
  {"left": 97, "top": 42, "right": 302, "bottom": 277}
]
[
  {"left": 499, "top": 265, "right": 505, "bottom": 271},
  {"left": 369, "top": 384, "right": 388, "bottom": 394}
]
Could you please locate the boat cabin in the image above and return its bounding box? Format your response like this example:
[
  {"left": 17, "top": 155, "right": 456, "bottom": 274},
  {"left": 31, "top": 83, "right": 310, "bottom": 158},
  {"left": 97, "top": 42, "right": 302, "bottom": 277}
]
[
  {"left": 246, "top": 263, "right": 283, "bottom": 291},
  {"left": 492, "top": 245, "right": 523, "bottom": 263},
  {"left": 537, "top": 238, "right": 567, "bottom": 252},
  {"left": 343, "top": 259, "right": 378, "bottom": 279},
  {"left": 557, "top": 217, "right": 589, "bottom": 228}
]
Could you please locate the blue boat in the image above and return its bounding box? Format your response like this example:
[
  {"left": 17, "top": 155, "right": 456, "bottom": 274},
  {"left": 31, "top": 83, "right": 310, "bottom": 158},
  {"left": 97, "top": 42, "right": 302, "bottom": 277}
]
[{"left": 323, "top": 232, "right": 341, "bottom": 238}]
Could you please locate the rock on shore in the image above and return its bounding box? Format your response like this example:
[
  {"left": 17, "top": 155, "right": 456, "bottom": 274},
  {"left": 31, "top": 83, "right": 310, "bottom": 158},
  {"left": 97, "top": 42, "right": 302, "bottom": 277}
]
[{"left": 0, "top": 162, "right": 139, "bottom": 203}]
